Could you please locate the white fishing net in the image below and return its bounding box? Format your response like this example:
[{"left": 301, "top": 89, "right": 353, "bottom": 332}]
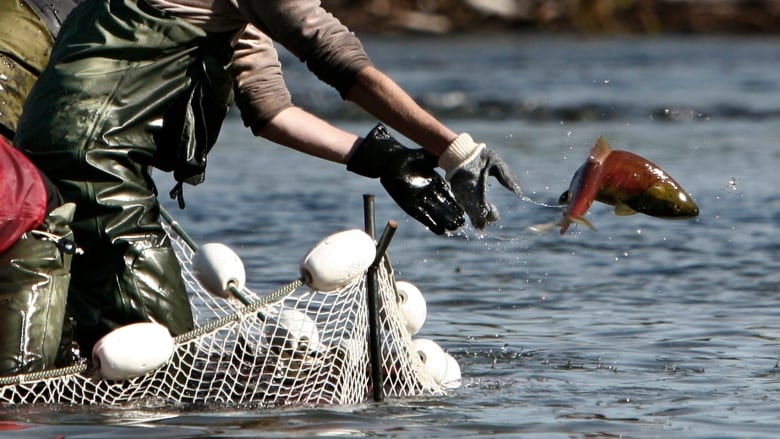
[{"left": 0, "top": 214, "right": 451, "bottom": 408}]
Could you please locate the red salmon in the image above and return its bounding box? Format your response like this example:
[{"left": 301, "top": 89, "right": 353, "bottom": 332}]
[{"left": 559, "top": 136, "right": 699, "bottom": 234}]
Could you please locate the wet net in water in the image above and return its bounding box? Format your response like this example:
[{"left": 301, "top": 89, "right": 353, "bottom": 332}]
[{"left": 0, "top": 216, "right": 446, "bottom": 408}]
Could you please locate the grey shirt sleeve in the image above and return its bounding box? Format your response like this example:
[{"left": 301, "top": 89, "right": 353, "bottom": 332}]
[
  {"left": 232, "top": 25, "right": 295, "bottom": 132},
  {"left": 236, "top": 0, "right": 373, "bottom": 96},
  {"left": 148, "top": 0, "right": 373, "bottom": 130}
]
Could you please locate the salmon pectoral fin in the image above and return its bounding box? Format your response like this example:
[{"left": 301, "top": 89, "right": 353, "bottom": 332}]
[
  {"left": 614, "top": 202, "right": 637, "bottom": 216},
  {"left": 570, "top": 216, "right": 595, "bottom": 230},
  {"left": 559, "top": 216, "right": 596, "bottom": 235}
]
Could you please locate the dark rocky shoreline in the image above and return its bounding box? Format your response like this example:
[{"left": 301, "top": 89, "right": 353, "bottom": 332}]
[{"left": 322, "top": 0, "right": 780, "bottom": 34}]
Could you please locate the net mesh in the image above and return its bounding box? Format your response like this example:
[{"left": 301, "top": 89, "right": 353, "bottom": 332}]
[{"left": 0, "top": 220, "right": 444, "bottom": 407}]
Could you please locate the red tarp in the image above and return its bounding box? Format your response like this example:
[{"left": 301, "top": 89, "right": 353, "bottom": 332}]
[{"left": 0, "top": 135, "right": 46, "bottom": 253}]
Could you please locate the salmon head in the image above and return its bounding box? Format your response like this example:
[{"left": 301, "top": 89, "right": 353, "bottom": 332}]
[{"left": 558, "top": 136, "right": 610, "bottom": 234}]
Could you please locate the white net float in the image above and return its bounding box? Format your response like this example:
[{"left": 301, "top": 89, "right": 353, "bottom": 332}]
[
  {"left": 300, "top": 229, "right": 376, "bottom": 291},
  {"left": 412, "top": 338, "right": 449, "bottom": 384},
  {"left": 396, "top": 280, "right": 427, "bottom": 335},
  {"left": 91, "top": 322, "right": 175, "bottom": 381},
  {"left": 266, "top": 309, "right": 323, "bottom": 355},
  {"left": 442, "top": 353, "right": 462, "bottom": 389},
  {"left": 193, "top": 242, "right": 246, "bottom": 299}
]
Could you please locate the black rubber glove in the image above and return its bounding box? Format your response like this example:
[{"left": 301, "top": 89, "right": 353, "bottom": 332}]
[{"left": 348, "top": 124, "right": 465, "bottom": 235}]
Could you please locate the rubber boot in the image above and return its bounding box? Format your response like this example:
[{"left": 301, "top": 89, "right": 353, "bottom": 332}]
[
  {"left": 0, "top": 203, "right": 76, "bottom": 376},
  {"left": 64, "top": 176, "right": 195, "bottom": 356}
]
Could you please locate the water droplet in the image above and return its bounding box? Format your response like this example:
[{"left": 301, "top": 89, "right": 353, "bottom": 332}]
[{"left": 728, "top": 177, "right": 737, "bottom": 191}]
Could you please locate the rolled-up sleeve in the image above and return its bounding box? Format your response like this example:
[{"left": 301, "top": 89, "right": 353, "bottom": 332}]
[
  {"left": 232, "top": 25, "right": 294, "bottom": 131},
  {"left": 237, "top": 0, "right": 373, "bottom": 95}
]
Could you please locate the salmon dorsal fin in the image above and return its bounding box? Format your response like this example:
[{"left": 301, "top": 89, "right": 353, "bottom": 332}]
[
  {"left": 589, "top": 136, "right": 612, "bottom": 164},
  {"left": 614, "top": 202, "right": 637, "bottom": 216}
]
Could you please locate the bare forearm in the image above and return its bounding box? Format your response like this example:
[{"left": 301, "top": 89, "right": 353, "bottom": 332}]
[
  {"left": 256, "top": 107, "right": 361, "bottom": 164},
  {"left": 344, "top": 66, "right": 458, "bottom": 157}
]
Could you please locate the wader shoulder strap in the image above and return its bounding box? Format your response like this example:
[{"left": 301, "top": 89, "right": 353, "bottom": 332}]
[
  {"left": 24, "top": 0, "right": 83, "bottom": 38},
  {"left": 154, "top": 32, "right": 235, "bottom": 209}
]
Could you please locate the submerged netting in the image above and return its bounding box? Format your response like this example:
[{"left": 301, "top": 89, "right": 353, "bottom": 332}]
[{"left": 0, "top": 215, "right": 448, "bottom": 407}]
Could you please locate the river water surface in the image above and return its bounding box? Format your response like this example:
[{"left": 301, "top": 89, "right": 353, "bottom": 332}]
[{"left": 2, "top": 34, "right": 780, "bottom": 438}]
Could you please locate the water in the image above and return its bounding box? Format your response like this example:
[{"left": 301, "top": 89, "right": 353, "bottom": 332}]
[{"left": 3, "top": 34, "right": 780, "bottom": 438}]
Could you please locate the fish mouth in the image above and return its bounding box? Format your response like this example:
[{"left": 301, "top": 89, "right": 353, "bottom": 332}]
[
  {"left": 673, "top": 204, "right": 699, "bottom": 218},
  {"left": 656, "top": 205, "right": 698, "bottom": 219}
]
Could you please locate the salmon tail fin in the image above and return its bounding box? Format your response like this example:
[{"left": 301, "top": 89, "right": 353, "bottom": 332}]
[
  {"left": 527, "top": 221, "right": 559, "bottom": 234},
  {"left": 590, "top": 136, "right": 612, "bottom": 164}
]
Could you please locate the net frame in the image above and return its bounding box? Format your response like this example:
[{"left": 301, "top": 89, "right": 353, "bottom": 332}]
[{"left": 0, "top": 206, "right": 445, "bottom": 408}]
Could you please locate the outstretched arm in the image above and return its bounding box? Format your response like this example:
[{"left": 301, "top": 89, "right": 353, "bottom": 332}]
[
  {"left": 256, "top": 106, "right": 361, "bottom": 164},
  {"left": 344, "top": 66, "right": 458, "bottom": 157},
  {"left": 255, "top": 64, "right": 460, "bottom": 165}
]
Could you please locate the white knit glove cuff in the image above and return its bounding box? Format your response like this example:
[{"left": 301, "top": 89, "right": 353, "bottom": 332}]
[{"left": 438, "top": 133, "right": 485, "bottom": 180}]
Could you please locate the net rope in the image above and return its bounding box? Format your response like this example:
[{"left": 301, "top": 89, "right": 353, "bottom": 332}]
[{"left": 0, "top": 220, "right": 444, "bottom": 407}]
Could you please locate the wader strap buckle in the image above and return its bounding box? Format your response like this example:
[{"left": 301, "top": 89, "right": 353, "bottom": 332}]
[{"left": 29, "top": 230, "right": 83, "bottom": 255}]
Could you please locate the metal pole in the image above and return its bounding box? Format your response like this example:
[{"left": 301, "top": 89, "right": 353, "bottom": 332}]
[
  {"left": 363, "top": 194, "right": 375, "bottom": 240},
  {"left": 363, "top": 194, "right": 382, "bottom": 402},
  {"left": 367, "top": 220, "right": 398, "bottom": 402}
]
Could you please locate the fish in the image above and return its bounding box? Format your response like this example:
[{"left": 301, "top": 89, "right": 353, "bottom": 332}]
[{"left": 559, "top": 136, "right": 699, "bottom": 234}]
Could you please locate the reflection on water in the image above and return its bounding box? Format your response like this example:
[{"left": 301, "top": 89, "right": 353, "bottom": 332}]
[{"left": 3, "top": 34, "right": 780, "bottom": 438}]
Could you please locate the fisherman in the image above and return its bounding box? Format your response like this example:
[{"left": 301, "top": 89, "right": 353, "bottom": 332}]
[
  {"left": 13, "top": 0, "right": 525, "bottom": 361},
  {"left": 0, "top": 0, "right": 81, "bottom": 375}
]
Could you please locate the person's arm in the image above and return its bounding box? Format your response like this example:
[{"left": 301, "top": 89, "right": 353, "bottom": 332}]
[
  {"left": 234, "top": 3, "right": 521, "bottom": 231},
  {"left": 231, "top": 25, "right": 463, "bottom": 234},
  {"left": 255, "top": 106, "right": 360, "bottom": 164},
  {"left": 344, "top": 65, "right": 458, "bottom": 157}
]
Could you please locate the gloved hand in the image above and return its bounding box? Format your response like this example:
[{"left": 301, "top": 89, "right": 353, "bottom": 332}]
[
  {"left": 348, "top": 124, "right": 465, "bottom": 235},
  {"left": 439, "top": 133, "right": 524, "bottom": 230}
]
